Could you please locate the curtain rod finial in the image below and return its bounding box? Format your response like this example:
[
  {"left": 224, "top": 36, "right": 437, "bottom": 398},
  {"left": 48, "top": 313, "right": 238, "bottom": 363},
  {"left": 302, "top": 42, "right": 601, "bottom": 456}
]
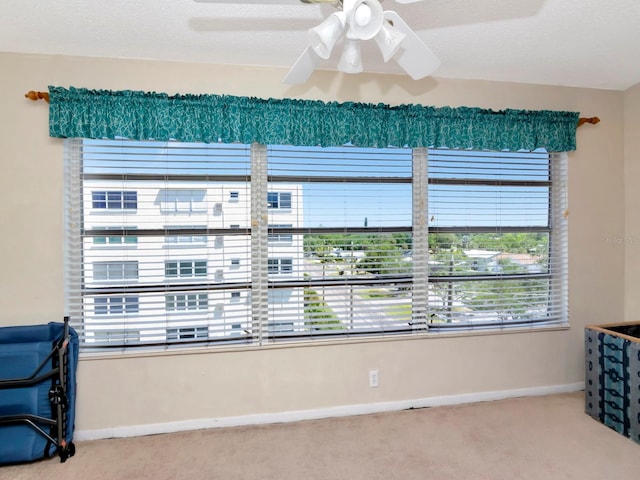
[
  {"left": 25, "top": 91, "right": 50, "bottom": 103},
  {"left": 578, "top": 116, "right": 600, "bottom": 127}
]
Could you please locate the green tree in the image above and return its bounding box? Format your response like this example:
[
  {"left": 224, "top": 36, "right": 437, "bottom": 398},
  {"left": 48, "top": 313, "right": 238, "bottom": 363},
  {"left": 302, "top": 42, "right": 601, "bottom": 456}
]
[
  {"left": 429, "top": 233, "right": 461, "bottom": 252},
  {"left": 460, "top": 279, "right": 546, "bottom": 321},
  {"left": 392, "top": 232, "right": 413, "bottom": 251},
  {"left": 304, "top": 289, "right": 344, "bottom": 331},
  {"left": 360, "top": 237, "right": 409, "bottom": 275}
]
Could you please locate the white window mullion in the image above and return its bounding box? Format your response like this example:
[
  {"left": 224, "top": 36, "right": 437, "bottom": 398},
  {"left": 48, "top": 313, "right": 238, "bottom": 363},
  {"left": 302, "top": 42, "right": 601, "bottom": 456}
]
[
  {"left": 412, "top": 147, "right": 429, "bottom": 331},
  {"left": 251, "top": 143, "right": 269, "bottom": 345}
]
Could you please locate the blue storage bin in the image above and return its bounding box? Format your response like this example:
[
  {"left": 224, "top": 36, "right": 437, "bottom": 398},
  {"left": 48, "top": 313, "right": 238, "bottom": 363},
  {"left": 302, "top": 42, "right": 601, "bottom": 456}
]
[{"left": 585, "top": 322, "right": 640, "bottom": 444}]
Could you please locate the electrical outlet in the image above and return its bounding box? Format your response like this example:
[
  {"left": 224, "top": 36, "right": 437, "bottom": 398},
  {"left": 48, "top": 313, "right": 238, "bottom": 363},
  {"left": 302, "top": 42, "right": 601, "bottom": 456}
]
[{"left": 369, "top": 369, "right": 379, "bottom": 388}]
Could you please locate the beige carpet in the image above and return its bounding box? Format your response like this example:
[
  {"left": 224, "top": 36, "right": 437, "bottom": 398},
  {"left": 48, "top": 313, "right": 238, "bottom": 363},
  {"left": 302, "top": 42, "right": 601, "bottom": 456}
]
[{"left": 3, "top": 392, "right": 640, "bottom": 480}]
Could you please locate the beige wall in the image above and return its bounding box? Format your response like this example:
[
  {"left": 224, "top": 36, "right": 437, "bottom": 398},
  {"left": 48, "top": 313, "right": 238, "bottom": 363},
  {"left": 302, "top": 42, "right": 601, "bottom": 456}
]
[
  {"left": 0, "top": 52, "right": 626, "bottom": 433},
  {"left": 625, "top": 82, "right": 640, "bottom": 319}
]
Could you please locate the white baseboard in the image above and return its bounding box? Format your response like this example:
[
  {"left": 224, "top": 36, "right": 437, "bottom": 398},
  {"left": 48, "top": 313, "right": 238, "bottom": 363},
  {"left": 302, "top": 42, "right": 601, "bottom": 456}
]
[{"left": 75, "top": 381, "right": 585, "bottom": 441}]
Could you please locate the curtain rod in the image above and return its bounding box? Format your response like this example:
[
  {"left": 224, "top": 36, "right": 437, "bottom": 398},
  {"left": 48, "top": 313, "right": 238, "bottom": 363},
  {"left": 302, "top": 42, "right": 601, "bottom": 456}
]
[{"left": 24, "top": 90, "right": 600, "bottom": 127}]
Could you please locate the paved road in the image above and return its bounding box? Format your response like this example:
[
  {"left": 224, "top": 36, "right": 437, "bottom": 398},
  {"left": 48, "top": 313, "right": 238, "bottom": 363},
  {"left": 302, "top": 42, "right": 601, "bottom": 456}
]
[
  {"left": 320, "top": 284, "right": 410, "bottom": 330},
  {"left": 302, "top": 258, "right": 411, "bottom": 330}
]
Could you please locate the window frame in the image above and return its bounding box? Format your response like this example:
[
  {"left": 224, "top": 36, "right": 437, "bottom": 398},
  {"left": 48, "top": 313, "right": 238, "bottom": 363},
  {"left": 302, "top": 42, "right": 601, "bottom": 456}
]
[
  {"left": 267, "top": 191, "right": 292, "bottom": 210},
  {"left": 164, "top": 260, "right": 208, "bottom": 279},
  {"left": 94, "top": 296, "right": 139, "bottom": 316},
  {"left": 160, "top": 189, "right": 207, "bottom": 214},
  {"left": 267, "top": 257, "right": 294, "bottom": 275},
  {"left": 92, "top": 261, "right": 139, "bottom": 282},
  {"left": 64, "top": 139, "right": 568, "bottom": 351},
  {"left": 91, "top": 190, "right": 137, "bottom": 210},
  {"left": 165, "top": 293, "right": 209, "bottom": 312}
]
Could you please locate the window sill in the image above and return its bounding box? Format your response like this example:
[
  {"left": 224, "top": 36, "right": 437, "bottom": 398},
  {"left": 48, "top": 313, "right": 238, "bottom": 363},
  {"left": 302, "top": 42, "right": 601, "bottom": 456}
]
[{"left": 77, "top": 322, "right": 570, "bottom": 362}]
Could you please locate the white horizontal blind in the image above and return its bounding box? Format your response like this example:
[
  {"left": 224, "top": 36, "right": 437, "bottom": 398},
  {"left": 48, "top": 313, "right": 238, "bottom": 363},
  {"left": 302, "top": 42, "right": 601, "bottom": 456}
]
[
  {"left": 265, "top": 145, "right": 415, "bottom": 340},
  {"left": 426, "top": 149, "right": 568, "bottom": 329},
  {"left": 64, "top": 140, "right": 568, "bottom": 350},
  {"left": 65, "top": 139, "right": 253, "bottom": 349}
]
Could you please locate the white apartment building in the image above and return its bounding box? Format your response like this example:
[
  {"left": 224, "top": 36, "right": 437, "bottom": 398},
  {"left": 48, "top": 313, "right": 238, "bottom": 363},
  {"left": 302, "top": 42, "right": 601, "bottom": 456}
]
[{"left": 81, "top": 179, "right": 304, "bottom": 345}]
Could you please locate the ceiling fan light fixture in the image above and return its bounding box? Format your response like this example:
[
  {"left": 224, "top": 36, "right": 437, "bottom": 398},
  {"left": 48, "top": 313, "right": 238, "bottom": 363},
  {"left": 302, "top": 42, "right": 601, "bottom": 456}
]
[
  {"left": 337, "top": 39, "right": 363, "bottom": 74},
  {"left": 346, "top": 0, "right": 383, "bottom": 40},
  {"left": 308, "top": 11, "right": 347, "bottom": 59},
  {"left": 374, "top": 22, "right": 406, "bottom": 62}
]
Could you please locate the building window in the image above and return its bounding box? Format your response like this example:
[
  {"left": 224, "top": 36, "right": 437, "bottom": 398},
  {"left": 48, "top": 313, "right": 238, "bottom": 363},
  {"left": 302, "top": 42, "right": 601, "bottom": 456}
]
[
  {"left": 268, "top": 258, "right": 293, "bottom": 275},
  {"left": 164, "top": 226, "right": 207, "bottom": 245},
  {"left": 268, "top": 224, "right": 293, "bottom": 244},
  {"left": 166, "top": 327, "right": 209, "bottom": 341},
  {"left": 65, "top": 139, "right": 567, "bottom": 350},
  {"left": 267, "top": 192, "right": 292, "bottom": 209},
  {"left": 160, "top": 189, "right": 207, "bottom": 213},
  {"left": 93, "top": 261, "right": 138, "bottom": 281},
  {"left": 92, "top": 191, "right": 137, "bottom": 210},
  {"left": 94, "top": 296, "right": 139, "bottom": 315},
  {"left": 165, "top": 260, "right": 207, "bottom": 278},
  {"left": 166, "top": 293, "right": 209, "bottom": 312},
  {"left": 92, "top": 227, "right": 138, "bottom": 245},
  {"left": 229, "top": 191, "right": 239, "bottom": 201},
  {"left": 269, "top": 321, "right": 294, "bottom": 334},
  {"left": 92, "top": 330, "right": 140, "bottom": 345}
]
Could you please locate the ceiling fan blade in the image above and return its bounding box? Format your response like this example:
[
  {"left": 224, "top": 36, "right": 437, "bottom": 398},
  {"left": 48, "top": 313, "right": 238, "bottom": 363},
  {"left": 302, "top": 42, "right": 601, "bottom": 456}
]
[
  {"left": 384, "top": 10, "right": 440, "bottom": 80},
  {"left": 283, "top": 46, "right": 322, "bottom": 84}
]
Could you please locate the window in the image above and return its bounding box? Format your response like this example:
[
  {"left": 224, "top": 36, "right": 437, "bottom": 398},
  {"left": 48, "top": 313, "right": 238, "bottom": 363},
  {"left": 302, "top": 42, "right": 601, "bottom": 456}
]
[
  {"left": 93, "top": 261, "right": 138, "bottom": 281},
  {"left": 93, "top": 227, "right": 138, "bottom": 245},
  {"left": 268, "top": 224, "right": 293, "bottom": 244},
  {"left": 65, "top": 139, "right": 567, "bottom": 350},
  {"left": 92, "top": 191, "right": 137, "bottom": 210},
  {"left": 165, "top": 260, "right": 207, "bottom": 278},
  {"left": 164, "top": 226, "right": 207, "bottom": 245},
  {"left": 94, "top": 296, "right": 139, "bottom": 315},
  {"left": 267, "top": 192, "right": 292, "bottom": 209},
  {"left": 166, "top": 293, "right": 209, "bottom": 312},
  {"left": 166, "top": 327, "right": 209, "bottom": 342},
  {"left": 268, "top": 258, "right": 293, "bottom": 275},
  {"left": 425, "top": 149, "right": 567, "bottom": 328},
  {"left": 160, "top": 189, "right": 207, "bottom": 213},
  {"left": 229, "top": 191, "right": 239, "bottom": 201},
  {"left": 92, "top": 330, "right": 141, "bottom": 345}
]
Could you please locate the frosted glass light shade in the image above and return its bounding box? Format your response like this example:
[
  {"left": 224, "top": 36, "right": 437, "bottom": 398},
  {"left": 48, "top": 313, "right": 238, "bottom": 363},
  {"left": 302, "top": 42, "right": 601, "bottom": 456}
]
[
  {"left": 309, "top": 12, "right": 347, "bottom": 59},
  {"left": 374, "top": 22, "right": 406, "bottom": 62},
  {"left": 337, "top": 39, "right": 363, "bottom": 73},
  {"left": 347, "top": 0, "right": 383, "bottom": 40}
]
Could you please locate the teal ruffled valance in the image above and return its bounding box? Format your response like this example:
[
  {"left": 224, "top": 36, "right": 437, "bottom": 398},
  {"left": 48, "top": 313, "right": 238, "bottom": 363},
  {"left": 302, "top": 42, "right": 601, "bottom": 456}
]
[{"left": 48, "top": 86, "right": 579, "bottom": 152}]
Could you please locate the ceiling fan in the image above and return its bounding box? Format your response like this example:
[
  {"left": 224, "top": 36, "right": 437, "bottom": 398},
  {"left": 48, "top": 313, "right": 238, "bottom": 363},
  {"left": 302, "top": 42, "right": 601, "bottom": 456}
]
[{"left": 194, "top": 0, "right": 441, "bottom": 84}]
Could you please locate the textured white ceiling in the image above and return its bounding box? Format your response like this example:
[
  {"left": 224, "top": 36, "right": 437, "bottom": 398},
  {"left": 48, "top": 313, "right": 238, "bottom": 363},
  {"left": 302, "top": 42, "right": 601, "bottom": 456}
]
[{"left": 2, "top": 0, "right": 640, "bottom": 90}]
